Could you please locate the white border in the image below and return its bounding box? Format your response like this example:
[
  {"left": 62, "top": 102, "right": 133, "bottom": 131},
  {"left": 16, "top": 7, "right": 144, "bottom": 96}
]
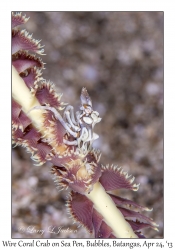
[{"left": 1, "top": 0, "right": 175, "bottom": 248}]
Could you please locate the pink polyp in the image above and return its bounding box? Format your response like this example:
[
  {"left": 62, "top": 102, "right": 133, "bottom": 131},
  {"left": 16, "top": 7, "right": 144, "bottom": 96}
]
[
  {"left": 12, "top": 30, "right": 44, "bottom": 55},
  {"left": 68, "top": 191, "right": 94, "bottom": 233},
  {"left": 99, "top": 165, "right": 137, "bottom": 191}
]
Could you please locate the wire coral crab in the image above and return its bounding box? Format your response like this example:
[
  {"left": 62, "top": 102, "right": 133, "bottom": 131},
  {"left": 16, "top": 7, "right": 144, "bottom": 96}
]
[{"left": 12, "top": 12, "right": 159, "bottom": 238}]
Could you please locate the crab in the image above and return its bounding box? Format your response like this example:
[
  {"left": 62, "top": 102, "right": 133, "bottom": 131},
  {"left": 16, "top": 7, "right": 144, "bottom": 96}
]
[{"left": 29, "top": 88, "right": 101, "bottom": 153}]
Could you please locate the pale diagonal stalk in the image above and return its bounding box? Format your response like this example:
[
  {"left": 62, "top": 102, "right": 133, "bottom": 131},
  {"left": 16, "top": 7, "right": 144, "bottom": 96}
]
[
  {"left": 86, "top": 182, "right": 138, "bottom": 238},
  {"left": 12, "top": 65, "right": 138, "bottom": 238}
]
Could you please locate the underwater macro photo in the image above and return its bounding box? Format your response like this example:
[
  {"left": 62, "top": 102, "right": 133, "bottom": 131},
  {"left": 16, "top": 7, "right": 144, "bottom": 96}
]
[{"left": 12, "top": 11, "right": 163, "bottom": 239}]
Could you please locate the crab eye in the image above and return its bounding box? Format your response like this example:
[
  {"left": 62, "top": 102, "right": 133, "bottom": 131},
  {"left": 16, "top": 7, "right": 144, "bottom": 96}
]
[
  {"left": 84, "top": 104, "right": 92, "bottom": 114},
  {"left": 83, "top": 116, "right": 93, "bottom": 124}
]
